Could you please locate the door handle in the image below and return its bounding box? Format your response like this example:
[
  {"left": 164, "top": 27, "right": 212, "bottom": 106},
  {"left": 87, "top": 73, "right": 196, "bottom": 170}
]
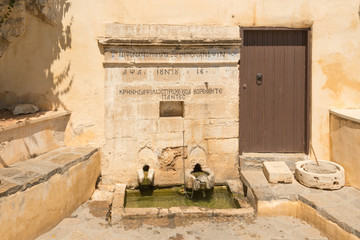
[{"left": 256, "top": 73, "right": 263, "bottom": 85}]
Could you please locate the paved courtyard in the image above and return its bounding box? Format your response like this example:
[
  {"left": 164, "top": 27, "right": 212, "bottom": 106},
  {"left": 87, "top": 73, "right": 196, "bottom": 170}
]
[{"left": 37, "top": 202, "right": 327, "bottom": 240}]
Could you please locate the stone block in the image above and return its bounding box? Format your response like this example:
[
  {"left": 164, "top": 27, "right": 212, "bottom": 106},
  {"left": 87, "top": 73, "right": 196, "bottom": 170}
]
[
  {"left": 263, "top": 161, "right": 293, "bottom": 184},
  {"left": 113, "top": 184, "right": 126, "bottom": 208},
  {"left": 184, "top": 119, "right": 207, "bottom": 143},
  {"left": 112, "top": 102, "right": 138, "bottom": 120},
  {"left": 137, "top": 101, "right": 159, "bottom": 119},
  {"left": 207, "top": 100, "right": 238, "bottom": 119},
  {"left": 226, "top": 179, "right": 243, "bottom": 195},
  {"left": 136, "top": 120, "right": 158, "bottom": 133},
  {"left": 207, "top": 138, "right": 238, "bottom": 154},
  {"left": 91, "top": 189, "right": 114, "bottom": 202},
  {"left": 204, "top": 121, "right": 238, "bottom": 139},
  {"left": 206, "top": 153, "right": 239, "bottom": 182},
  {"left": 157, "top": 132, "right": 183, "bottom": 149},
  {"left": 114, "top": 121, "right": 136, "bottom": 138},
  {"left": 158, "top": 117, "right": 184, "bottom": 133},
  {"left": 111, "top": 184, "right": 126, "bottom": 223},
  {"left": 185, "top": 102, "right": 208, "bottom": 119}
]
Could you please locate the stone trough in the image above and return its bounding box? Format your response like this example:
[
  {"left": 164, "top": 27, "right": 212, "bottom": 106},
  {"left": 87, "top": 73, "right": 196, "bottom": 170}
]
[{"left": 295, "top": 160, "right": 345, "bottom": 190}]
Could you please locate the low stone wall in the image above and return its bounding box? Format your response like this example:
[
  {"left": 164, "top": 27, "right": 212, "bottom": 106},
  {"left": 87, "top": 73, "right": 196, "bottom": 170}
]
[
  {"left": 0, "top": 111, "right": 70, "bottom": 168},
  {"left": 330, "top": 109, "right": 360, "bottom": 189},
  {"left": 0, "top": 147, "right": 100, "bottom": 240}
]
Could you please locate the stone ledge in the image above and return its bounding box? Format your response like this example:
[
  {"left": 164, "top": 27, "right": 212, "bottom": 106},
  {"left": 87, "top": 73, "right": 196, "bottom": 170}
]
[
  {"left": 0, "top": 110, "right": 70, "bottom": 132},
  {"left": 118, "top": 206, "right": 254, "bottom": 220},
  {"left": 240, "top": 153, "right": 308, "bottom": 172},
  {"left": 299, "top": 189, "right": 360, "bottom": 238},
  {"left": 330, "top": 108, "right": 360, "bottom": 124},
  {"left": 0, "top": 146, "right": 98, "bottom": 198},
  {"left": 103, "top": 24, "right": 240, "bottom": 41}
]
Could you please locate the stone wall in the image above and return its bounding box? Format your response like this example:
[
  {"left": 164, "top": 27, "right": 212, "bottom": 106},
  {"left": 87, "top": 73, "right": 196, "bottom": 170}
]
[
  {"left": 100, "top": 25, "right": 240, "bottom": 186},
  {"left": 0, "top": 0, "right": 360, "bottom": 178}
]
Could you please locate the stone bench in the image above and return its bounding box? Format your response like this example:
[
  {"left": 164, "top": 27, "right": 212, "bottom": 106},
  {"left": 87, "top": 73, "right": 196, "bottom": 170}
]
[
  {"left": 0, "top": 111, "right": 70, "bottom": 168},
  {"left": 0, "top": 146, "right": 100, "bottom": 240}
]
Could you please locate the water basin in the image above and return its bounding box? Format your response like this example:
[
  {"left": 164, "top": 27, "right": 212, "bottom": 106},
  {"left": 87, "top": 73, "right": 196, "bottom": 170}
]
[{"left": 125, "top": 186, "right": 240, "bottom": 209}]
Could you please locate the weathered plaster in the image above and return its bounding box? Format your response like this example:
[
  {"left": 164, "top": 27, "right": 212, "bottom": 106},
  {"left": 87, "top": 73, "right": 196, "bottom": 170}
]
[{"left": 0, "top": 0, "right": 360, "bottom": 168}]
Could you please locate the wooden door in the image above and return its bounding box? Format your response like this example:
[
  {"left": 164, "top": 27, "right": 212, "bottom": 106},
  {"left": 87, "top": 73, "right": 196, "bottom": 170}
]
[{"left": 240, "top": 30, "right": 308, "bottom": 153}]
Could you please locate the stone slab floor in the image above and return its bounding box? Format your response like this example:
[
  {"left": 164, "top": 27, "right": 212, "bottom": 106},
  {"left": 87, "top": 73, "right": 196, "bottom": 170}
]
[{"left": 37, "top": 202, "right": 327, "bottom": 240}]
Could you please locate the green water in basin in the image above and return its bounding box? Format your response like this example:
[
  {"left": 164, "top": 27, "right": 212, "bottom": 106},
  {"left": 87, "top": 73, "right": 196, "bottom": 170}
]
[{"left": 125, "top": 186, "right": 239, "bottom": 209}]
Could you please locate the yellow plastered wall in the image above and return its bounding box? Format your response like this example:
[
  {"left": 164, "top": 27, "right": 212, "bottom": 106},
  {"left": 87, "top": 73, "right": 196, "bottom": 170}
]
[{"left": 1, "top": 0, "right": 360, "bottom": 160}]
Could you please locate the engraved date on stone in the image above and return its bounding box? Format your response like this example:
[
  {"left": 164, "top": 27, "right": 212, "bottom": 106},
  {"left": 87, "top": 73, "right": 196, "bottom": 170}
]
[{"left": 156, "top": 68, "right": 179, "bottom": 75}]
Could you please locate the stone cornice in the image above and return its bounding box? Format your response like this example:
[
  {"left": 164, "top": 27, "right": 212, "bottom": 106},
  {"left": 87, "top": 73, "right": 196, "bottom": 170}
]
[
  {"left": 98, "top": 24, "right": 241, "bottom": 47},
  {"left": 98, "top": 38, "right": 241, "bottom": 47}
]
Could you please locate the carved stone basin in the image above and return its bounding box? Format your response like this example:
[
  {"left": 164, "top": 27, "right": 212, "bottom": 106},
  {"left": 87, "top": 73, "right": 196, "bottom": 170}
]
[{"left": 295, "top": 160, "right": 345, "bottom": 190}]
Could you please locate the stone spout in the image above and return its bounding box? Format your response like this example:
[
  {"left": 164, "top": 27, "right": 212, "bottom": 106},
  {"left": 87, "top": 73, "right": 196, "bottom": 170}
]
[
  {"left": 137, "top": 167, "right": 155, "bottom": 187},
  {"left": 185, "top": 168, "right": 215, "bottom": 191}
]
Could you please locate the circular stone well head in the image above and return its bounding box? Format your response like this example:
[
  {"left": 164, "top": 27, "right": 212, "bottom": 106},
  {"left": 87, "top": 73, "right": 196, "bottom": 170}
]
[{"left": 295, "top": 160, "right": 345, "bottom": 190}]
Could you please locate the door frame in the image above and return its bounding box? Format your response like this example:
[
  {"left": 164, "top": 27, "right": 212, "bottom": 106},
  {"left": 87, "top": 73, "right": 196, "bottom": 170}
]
[{"left": 239, "top": 27, "right": 312, "bottom": 154}]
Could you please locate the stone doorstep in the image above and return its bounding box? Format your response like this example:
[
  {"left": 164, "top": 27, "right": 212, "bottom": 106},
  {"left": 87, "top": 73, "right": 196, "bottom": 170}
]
[
  {"left": 240, "top": 153, "right": 309, "bottom": 172},
  {"left": 262, "top": 161, "right": 292, "bottom": 184},
  {"left": 0, "top": 146, "right": 98, "bottom": 198}
]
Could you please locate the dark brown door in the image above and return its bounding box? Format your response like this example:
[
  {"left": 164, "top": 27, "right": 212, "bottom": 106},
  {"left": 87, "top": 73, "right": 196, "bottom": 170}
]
[{"left": 240, "top": 30, "right": 308, "bottom": 153}]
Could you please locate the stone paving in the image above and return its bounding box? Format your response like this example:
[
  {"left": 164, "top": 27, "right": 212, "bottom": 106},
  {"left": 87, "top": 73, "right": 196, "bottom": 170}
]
[
  {"left": 37, "top": 201, "right": 328, "bottom": 240},
  {"left": 241, "top": 170, "right": 360, "bottom": 239}
]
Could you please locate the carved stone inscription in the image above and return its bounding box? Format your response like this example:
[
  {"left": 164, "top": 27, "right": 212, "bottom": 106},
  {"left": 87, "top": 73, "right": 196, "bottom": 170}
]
[
  {"left": 102, "top": 24, "right": 241, "bottom": 185},
  {"left": 106, "top": 48, "right": 239, "bottom": 63},
  {"left": 119, "top": 87, "right": 223, "bottom": 100}
]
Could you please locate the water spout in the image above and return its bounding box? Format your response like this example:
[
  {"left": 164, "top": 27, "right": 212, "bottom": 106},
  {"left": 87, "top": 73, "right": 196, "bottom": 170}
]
[{"left": 137, "top": 164, "right": 155, "bottom": 188}]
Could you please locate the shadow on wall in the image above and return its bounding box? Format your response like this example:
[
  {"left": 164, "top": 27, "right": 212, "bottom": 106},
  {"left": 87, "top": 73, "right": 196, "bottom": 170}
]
[{"left": 0, "top": 0, "right": 73, "bottom": 111}]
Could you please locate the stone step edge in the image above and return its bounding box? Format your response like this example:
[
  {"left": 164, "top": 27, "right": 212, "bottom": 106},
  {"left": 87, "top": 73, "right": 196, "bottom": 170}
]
[
  {"left": 0, "top": 147, "right": 99, "bottom": 198},
  {"left": 240, "top": 170, "right": 360, "bottom": 239},
  {"left": 298, "top": 195, "right": 360, "bottom": 238},
  {"left": 116, "top": 207, "right": 254, "bottom": 220}
]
